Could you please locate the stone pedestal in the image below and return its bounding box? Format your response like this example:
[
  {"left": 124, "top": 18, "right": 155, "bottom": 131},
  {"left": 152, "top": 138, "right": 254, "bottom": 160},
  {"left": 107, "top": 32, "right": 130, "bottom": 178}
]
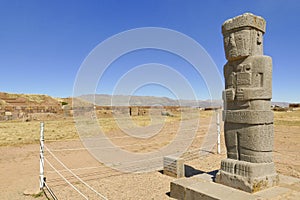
[
  {"left": 170, "top": 173, "right": 300, "bottom": 200},
  {"left": 216, "top": 159, "right": 279, "bottom": 193}
]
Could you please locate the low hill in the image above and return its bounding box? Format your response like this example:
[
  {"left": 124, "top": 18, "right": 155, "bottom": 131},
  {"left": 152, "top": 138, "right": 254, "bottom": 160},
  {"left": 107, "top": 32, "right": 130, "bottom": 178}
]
[
  {"left": 0, "top": 92, "right": 61, "bottom": 107},
  {"left": 0, "top": 92, "right": 290, "bottom": 109}
]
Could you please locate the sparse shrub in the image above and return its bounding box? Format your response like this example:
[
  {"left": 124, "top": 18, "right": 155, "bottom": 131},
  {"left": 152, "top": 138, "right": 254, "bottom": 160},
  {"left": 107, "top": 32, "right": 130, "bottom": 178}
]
[
  {"left": 161, "top": 111, "right": 174, "bottom": 117},
  {"left": 61, "top": 102, "right": 68, "bottom": 106}
]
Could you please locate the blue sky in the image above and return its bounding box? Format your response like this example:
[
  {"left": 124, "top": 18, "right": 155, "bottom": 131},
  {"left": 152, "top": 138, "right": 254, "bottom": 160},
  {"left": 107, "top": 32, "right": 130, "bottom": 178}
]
[{"left": 0, "top": 0, "right": 299, "bottom": 102}]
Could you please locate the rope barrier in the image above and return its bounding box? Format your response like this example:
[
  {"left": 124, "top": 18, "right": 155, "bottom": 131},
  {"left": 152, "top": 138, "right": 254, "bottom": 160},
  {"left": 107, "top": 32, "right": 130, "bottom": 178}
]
[
  {"left": 44, "top": 157, "right": 89, "bottom": 200},
  {"left": 40, "top": 114, "right": 220, "bottom": 199},
  {"left": 44, "top": 125, "right": 209, "bottom": 143},
  {"left": 44, "top": 182, "right": 58, "bottom": 200},
  {"left": 45, "top": 145, "right": 108, "bottom": 200},
  {"left": 45, "top": 143, "right": 211, "bottom": 174},
  {"left": 45, "top": 146, "right": 216, "bottom": 179},
  {"left": 46, "top": 134, "right": 205, "bottom": 152},
  {"left": 46, "top": 166, "right": 105, "bottom": 174}
]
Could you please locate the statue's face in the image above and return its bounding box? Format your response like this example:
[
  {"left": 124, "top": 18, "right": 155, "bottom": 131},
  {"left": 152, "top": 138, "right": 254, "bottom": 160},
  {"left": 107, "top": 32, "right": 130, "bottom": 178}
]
[{"left": 224, "top": 29, "right": 251, "bottom": 61}]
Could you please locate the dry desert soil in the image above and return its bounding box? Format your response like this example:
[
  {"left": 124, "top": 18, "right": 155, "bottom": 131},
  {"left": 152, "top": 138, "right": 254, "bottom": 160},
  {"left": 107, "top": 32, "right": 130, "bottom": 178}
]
[{"left": 0, "top": 110, "right": 300, "bottom": 200}]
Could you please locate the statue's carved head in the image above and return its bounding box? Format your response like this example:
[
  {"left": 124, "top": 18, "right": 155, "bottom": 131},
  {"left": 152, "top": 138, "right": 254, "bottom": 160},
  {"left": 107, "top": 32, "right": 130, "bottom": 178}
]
[{"left": 222, "top": 13, "right": 266, "bottom": 61}]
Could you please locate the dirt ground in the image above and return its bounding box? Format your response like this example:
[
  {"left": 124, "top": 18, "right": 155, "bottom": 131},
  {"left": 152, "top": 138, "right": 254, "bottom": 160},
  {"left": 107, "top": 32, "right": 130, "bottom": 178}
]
[{"left": 0, "top": 110, "right": 300, "bottom": 199}]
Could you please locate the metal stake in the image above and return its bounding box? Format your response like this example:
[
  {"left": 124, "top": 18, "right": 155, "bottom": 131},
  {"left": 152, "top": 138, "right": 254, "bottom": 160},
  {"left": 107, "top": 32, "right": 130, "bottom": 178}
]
[
  {"left": 217, "top": 110, "right": 221, "bottom": 154},
  {"left": 39, "top": 122, "right": 45, "bottom": 189}
]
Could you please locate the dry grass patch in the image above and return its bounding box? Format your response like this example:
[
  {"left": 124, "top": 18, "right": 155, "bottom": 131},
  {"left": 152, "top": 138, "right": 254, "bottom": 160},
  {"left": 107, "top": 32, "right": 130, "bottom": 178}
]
[
  {"left": 274, "top": 110, "right": 300, "bottom": 126},
  {"left": 0, "top": 118, "right": 78, "bottom": 146},
  {"left": 0, "top": 110, "right": 214, "bottom": 146}
]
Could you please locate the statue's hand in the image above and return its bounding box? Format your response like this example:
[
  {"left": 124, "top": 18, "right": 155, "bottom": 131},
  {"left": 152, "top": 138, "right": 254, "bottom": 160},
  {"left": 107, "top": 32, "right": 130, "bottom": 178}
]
[{"left": 236, "top": 88, "right": 244, "bottom": 101}]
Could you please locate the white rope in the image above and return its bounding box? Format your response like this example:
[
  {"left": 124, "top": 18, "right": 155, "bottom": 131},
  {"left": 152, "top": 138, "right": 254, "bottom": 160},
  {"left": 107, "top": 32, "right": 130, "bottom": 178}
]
[
  {"left": 45, "top": 144, "right": 217, "bottom": 176},
  {"left": 47, "top": 134, "right": 205, "bottom": 152},
  {"left": 44, "top": 182, "right": 58, "bottom": 200},
  {"left": 45, "top": 138, "right": 80, "bottom": 142},
  {"left": 45, "top": 145, "right": 108, "bottom": 200},
  {"left": 45, "top": 125, "right": 209, "bottom": 143},
  {"left": 44, "top": 158, "right": 89, "bottom": 200},
  {"left": 44, "top": 122, "right": 217, "bottom": 175},
  {"left": 45, "top": 143, "right": 211, "bottom": 174},
  {"left": 47, "top": 166, "right": 105, "bottom": 173}
]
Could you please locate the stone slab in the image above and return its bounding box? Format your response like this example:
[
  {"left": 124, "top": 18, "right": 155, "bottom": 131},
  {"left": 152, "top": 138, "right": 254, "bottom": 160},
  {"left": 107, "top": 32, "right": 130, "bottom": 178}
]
[
  {"left": 186, "top": 182, "right": 260, "bottom": 200},
  {"left": 23, "top": 188, "right": 41, "bottom": 196},
  {"left": 170, "top": 173, "right": 300, "bottom": 200},
  {"left": 170, "top": 177, "right": 203, "bottom": 200},
  {"left": 255, "top": 175, "right": 300, "bottom": 200},
  {"left": 255, "top": 186, "right": 290, "bottom": 199},
  {"left": 164, "top": 155, "right": 185, "bottom": 178},
  {"left": 278, "top": 174, "right": 300, "bottom": 185},
  {"left": 171, "top": 174, "right": 261, "bottom": 200}
]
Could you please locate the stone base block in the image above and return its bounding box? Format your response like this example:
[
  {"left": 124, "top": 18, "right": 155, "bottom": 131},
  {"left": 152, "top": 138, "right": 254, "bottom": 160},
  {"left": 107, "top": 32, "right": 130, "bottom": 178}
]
[
  {"left": 215, "top": 159, "right": 279, "bottom": 193},
  {"left": 163, "top": 155, "right": 185, "bottom": 178},
  {"left": 171, "top": 173, "right": 261, "bottom": 200},
  {"left": 170, "top": 176, "right": 202, "bottom": 200},
  {"left": 170, "top": 173, "right": 300, "bottom": 200},
  {"left": 216, "top": 170, "right": 278, "bottom": 193}
]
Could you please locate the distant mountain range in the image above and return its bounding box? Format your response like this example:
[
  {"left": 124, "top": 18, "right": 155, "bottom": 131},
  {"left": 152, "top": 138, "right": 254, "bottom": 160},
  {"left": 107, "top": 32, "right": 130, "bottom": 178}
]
[
  {"left": 0, "top": 92, "right": 291, "bottom": 108},
  {"left": 78, "top": 94, "right": 290, "bottom": 108},
  {"left": 78, "top": 94, "right": 222, "bottom": 107}
]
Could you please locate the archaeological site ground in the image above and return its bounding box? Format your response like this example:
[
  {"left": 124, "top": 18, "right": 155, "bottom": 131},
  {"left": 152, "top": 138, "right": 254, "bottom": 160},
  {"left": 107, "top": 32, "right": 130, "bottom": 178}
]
[{"left": 0, "top": 91, "right": 300, "bottom": 199}]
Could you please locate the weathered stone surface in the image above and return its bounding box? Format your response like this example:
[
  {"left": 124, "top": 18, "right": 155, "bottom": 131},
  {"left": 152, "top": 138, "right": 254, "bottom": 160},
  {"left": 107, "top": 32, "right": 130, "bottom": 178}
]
[
  {"left": 170, "top": 173, "right": 264, "bottom": 200},
  {"left": 216, "top": 159, "right": 279, "bottom": 192},
  {"left": 224, "top": 123, "right": 274, "bottom": 162},
  {"left": 170, "top": 173, "right": 300, "bottom": 200},
  {"left": 219, "top": 159, "right": 276, "bottom": 177},
  {"left": 222, "top": 13, "right": 266, "bottom": 34},
  {"left": 185, "top": 181, "right": 261, "bottom": 200},
  {"left": 170, "top": 177, "right": 202, "bottom": 200},
  {"left": 163, "top": 155, "right": 185, "bottom": 178},
  {"left": 217, "top": 12, "right": 278, "bottom": 193},
  {"left": 216, "top": 170, "right": 278, "bottom": 193},
  {"left": 223, "top": 110, "right": 273, "bottom": 124},
  {"left": 222, "top": 13, "right": 266, "bottom": 61}
]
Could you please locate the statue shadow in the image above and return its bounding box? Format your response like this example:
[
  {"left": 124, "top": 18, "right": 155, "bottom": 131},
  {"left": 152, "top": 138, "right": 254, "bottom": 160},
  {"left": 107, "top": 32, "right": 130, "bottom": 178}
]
[
  {"left": 184, "top": 165, "right": 218, "bottom": 181},
  {"left": 184, "top": 165, "right": 203, "bottom": 177},
  {"left": 159, "top": 164, "right": 218, "bottom": 179}
]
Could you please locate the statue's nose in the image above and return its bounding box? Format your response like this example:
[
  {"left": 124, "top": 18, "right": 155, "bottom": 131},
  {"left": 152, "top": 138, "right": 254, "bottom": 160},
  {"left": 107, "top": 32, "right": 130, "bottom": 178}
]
[
  {"left": 228, "top": 36, "right": 236, "bottom": 49},
  {"left": 229, "top": 34, "right": 235, "bottom": 44}
]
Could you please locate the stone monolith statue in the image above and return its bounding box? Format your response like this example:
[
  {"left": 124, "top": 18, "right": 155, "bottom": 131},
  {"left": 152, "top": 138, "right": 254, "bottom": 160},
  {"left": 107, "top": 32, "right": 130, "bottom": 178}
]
[{"left": 216, "top": 13, "right": 279, "bottom": 193}]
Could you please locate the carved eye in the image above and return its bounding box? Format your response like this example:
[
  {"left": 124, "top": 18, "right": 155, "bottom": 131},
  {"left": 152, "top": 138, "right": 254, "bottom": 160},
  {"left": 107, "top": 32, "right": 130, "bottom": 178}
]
[
  {"left": 245, "top": 66, "right": 251, "bottom": 71},
  {"left": 237, "top": 65, "right": 243, "bottom": 71}
]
